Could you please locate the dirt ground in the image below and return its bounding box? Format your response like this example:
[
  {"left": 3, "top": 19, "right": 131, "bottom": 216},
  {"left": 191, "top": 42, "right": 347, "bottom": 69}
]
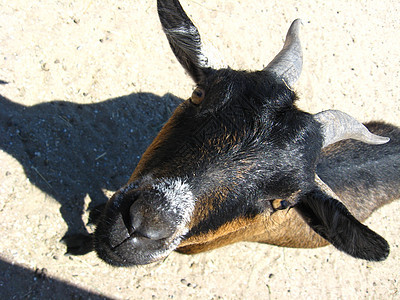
[{"left": 1, "top": 0, "right": 399, "bottom": 299}]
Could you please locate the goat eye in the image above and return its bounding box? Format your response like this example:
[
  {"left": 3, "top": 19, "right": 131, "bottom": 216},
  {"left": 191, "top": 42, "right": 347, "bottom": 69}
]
[{"left": 190, "top": 87, "right": 205, "bottom": 105}]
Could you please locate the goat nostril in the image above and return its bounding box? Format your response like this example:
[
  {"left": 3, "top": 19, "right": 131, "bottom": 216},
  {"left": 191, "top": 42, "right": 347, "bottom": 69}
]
[
  {"left": 128, "top": 193, "right": 178, "bottom": 240},
  {"left": 130, "top": 211, "right": 176, "bottom": 240}
]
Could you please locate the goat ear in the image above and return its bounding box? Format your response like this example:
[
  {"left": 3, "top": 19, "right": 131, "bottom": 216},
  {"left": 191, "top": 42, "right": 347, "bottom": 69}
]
[
  {"left": 295, "top": 188, "right": 389, "bottom": 261},
  {"left": 157, "top": 0, "right": 217, "bottom": 83}
]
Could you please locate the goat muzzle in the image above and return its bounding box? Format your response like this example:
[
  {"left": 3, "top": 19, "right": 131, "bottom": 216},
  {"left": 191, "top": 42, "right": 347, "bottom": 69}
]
[{"left": 94, "top": 183, "right": 191, "bottom": 266}]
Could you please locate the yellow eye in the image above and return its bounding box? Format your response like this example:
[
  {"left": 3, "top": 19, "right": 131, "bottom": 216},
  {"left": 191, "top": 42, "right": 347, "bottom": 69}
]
[{"left": 190, "top": 87, "right": 205, "bottom": 105}]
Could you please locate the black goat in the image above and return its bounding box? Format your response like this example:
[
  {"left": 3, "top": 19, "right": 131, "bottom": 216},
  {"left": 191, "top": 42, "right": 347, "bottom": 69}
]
[{"left": 92, "top": 0, "right": 400, "bottom": 266}]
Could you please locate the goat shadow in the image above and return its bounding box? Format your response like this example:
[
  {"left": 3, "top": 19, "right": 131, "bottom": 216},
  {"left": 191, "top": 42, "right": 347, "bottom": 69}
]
[
  {"left": 0, "top": 258, "right": 112, "bottom": 299},
  {"left": 0, "top": 91, "right": 181, "bottom": 249}
]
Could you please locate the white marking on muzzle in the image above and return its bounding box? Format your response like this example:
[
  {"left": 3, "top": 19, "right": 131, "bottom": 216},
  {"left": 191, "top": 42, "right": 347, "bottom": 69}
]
[
  {"left": 152, "top": 178, "right": 195, "bottom": 230},
  {"left": 150, "top": 178, "right": 195, "bottom": 259}
]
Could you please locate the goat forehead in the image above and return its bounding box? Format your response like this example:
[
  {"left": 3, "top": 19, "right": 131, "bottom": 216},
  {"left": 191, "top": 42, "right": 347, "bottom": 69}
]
[
  {"left": 202, "top": 69, "right": 264, "bottom": 95},
  {"left": 199, "top": 70, "right": 292, "bottom": 116}
]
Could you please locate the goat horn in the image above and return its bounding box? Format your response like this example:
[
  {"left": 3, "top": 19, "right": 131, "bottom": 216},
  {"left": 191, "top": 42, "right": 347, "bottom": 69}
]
[
  {"left": 264, "top": 19, "right": 303, "bottom": 87},
  {"left": 314, "top": 110, "right": 390, "bottom": 148}
]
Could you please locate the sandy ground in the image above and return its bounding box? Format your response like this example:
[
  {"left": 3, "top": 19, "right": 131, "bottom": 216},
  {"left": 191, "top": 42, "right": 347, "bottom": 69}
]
[{"left": 1, "top": 0, "right": 399, "bottom": 299}]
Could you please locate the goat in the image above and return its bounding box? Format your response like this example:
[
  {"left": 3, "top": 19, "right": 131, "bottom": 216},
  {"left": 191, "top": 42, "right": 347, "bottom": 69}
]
[{"left": 92, "top": 0, "right": 400, "bottom": 266}]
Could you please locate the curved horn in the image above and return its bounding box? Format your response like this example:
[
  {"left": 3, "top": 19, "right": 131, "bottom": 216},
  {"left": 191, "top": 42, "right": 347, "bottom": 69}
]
[
  {"left": 264, "top": 19, "right": 303, "bottom": 87},
  {"left": 314, "top": 110, "right": 390, "bottom": 148}
]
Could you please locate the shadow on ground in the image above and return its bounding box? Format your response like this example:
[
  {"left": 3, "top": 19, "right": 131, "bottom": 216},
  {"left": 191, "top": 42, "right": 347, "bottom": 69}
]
[
  {"left": 0, "top": 93, "right": 181, "bottom": 239},
  {"left": 0, "top": 258, "right": 114, "bottom": 299}
]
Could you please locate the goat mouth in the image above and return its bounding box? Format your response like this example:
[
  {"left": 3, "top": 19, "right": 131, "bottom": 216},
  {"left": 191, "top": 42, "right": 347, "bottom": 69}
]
[
  {"left": 94, "top": 225, "right": 182, "bottom": 266},
  {"left": 110, "top": 230, "right": 174, "bottom": 252}
]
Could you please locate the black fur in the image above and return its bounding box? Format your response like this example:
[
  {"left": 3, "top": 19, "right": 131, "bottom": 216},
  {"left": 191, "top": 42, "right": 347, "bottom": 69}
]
[
  {"left": 295, "top": 188, "right": 389, "bottom": 261},
  {"left": 135, "top": 69, "right": 323, "bottom": 236}
]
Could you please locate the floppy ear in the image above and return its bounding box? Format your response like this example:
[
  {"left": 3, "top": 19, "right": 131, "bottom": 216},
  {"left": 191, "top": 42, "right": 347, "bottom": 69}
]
[
  {"left": 157, "top": 0, "right": 215, "bottom": 83},
  {"left": 295, "top": 188, "right": 389, "bottom": 261}
]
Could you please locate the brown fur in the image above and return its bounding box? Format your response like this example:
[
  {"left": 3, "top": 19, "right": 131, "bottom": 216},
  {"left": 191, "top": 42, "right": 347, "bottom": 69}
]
[{"left": 177, "top": 206, "right": 329, "bottom": 254}]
